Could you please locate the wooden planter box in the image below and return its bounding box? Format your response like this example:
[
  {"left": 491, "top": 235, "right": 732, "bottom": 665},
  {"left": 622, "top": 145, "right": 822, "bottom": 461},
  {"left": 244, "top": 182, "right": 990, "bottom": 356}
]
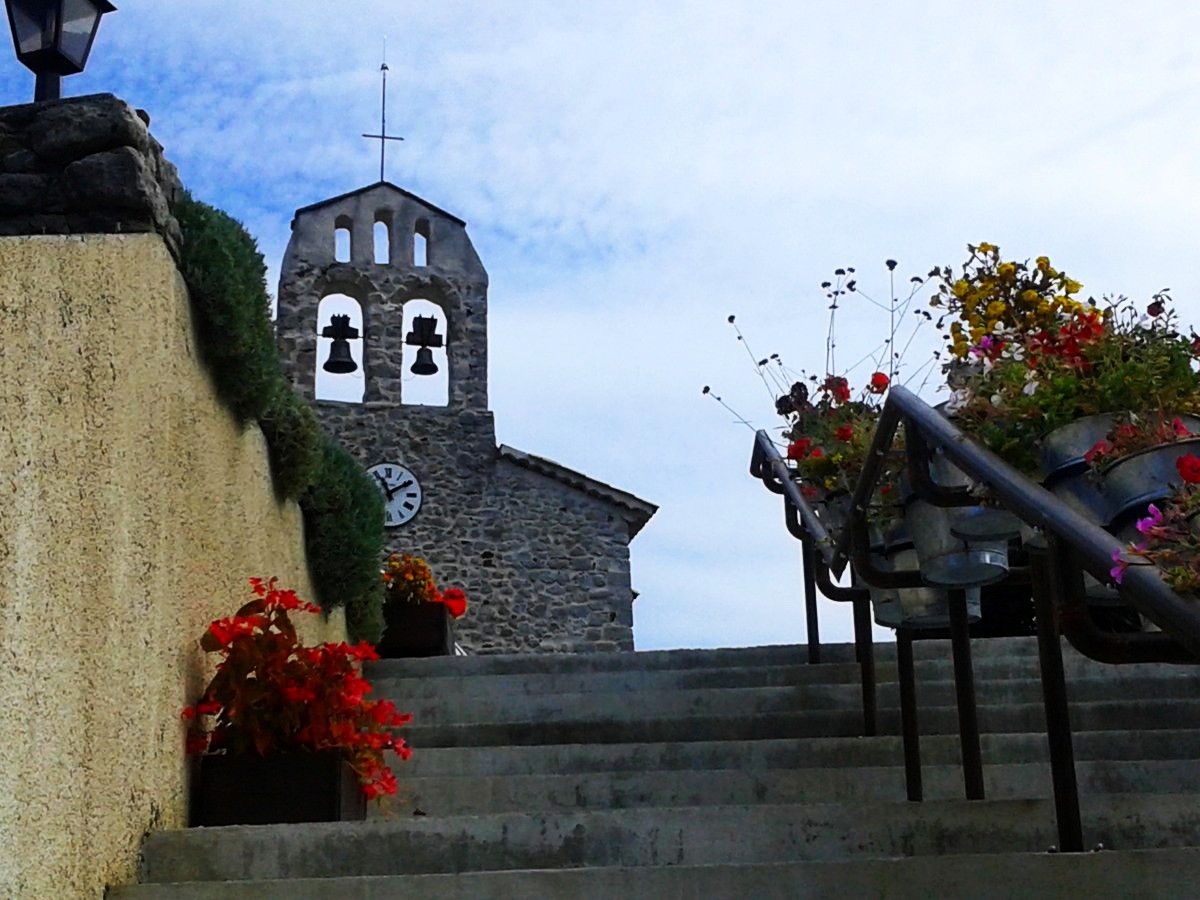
[
  {"left": 377, "top": 601, "right": 454, "bottom": 658},
  {"left": 190, "top": 750, "right": 367, "bottom": 826}
]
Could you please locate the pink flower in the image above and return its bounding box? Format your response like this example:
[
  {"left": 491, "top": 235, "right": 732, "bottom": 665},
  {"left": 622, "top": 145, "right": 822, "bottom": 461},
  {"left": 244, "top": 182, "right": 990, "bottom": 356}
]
[
  {"left": 1135, "top": 504, "right": 1164, "bottom": 536},
  {"left": 1110, "top": 547, "right": 1128, "bottom": 585}
]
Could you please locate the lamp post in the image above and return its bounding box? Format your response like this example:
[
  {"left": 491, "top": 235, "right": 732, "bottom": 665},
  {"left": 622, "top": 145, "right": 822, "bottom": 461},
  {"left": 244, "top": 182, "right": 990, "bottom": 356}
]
[{"left": 5, "top": 0, "right": 116, "bottom": 102}]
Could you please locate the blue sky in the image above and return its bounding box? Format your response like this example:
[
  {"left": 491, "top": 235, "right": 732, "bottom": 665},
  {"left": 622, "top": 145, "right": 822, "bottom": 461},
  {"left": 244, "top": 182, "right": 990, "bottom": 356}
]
[{"left": 5, "top": 2, "right": 1200, "bottom": 649}]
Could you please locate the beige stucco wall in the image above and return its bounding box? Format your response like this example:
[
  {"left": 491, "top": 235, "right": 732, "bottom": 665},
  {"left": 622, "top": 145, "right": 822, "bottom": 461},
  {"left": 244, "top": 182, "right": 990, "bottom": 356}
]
[{"left": 0, "top": 234, "right": 345, "bottom": 898}]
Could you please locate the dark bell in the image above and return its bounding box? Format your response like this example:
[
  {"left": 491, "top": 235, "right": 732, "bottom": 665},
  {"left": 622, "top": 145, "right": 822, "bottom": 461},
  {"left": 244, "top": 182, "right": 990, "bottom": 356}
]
[
  {"left": 321, "top": 313, "right": 359, "bottom": 374},
  {"left": 410, "top": 346, "right": 438, "bottom": 376},
  {"left": 323, "top": 338, "right": 357, "bottom": 373}
]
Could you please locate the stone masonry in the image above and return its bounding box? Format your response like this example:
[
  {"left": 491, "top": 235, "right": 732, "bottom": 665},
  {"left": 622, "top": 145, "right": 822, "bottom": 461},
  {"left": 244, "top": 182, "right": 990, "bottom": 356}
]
[
  {"left": 0, "top": 93, "right": 182, "bottom": 258},
  {"left": 276, "top": 182, "right": 655, "bottom": 653}
]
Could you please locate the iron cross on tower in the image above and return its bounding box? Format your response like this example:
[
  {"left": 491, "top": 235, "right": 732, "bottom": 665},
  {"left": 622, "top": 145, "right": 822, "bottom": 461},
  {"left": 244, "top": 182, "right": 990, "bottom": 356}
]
[{"left": 362, "top": 40, "right": 404, "bottom": 182}]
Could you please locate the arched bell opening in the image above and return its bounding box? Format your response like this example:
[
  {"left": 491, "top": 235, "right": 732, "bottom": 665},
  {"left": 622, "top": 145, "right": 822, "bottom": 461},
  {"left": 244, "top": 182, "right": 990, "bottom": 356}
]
[
  {"left": 413, "top": 218, "right": 430, "bottom": 267},
  {"left": 333, "top": 215, "right": 353, "bottom": 263},
  {"left": 400, "top": 298, "right": 448, "bottom": 406},
  {"left": 374, "top": 211, "right": 392, "bottom": 265},
  {"left": 315, "top": 293, "right": 365, "bottom": 402}
]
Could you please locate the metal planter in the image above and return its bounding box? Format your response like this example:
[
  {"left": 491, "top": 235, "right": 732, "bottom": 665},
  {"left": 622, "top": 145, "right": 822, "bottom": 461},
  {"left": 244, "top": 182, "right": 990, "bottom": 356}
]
[
  {"left": 901, "top": 453, "right": 1018, "bottom": 588},
  {"left": 1039, "top": 414, "right": 1200, "bottom": 527},
  {"left": 875, "top": 522, "right": 982, "bottom": 628},
  {"left": 1100, "top": 438, "right": 1200, "bottom": 529}
]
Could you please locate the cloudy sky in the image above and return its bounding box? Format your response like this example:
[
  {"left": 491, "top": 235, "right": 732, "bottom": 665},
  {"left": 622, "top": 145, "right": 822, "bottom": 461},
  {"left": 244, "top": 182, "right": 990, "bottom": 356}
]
[{"left": 5, "top": 2, "right": 1200, "bottom": 650}]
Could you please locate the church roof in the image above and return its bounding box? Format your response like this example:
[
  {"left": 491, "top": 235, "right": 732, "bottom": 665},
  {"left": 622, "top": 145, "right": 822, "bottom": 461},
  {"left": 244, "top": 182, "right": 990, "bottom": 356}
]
[
  {"left": 293, "top": 180, "right": 466, "bottom": 226},
  {"left": 497, "top": 445, "right": 658, "bottom": 538}
]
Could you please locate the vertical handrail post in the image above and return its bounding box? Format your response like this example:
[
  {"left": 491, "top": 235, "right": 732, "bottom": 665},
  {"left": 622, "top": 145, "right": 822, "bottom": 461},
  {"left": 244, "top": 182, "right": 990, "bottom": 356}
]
[
  {"left": 1030, "top": 538, "right": 1084, "bottom": 852},
  {"left": 853, "top": 597, "right": 878, "bottom": 736},
  {"left": 897, "top": 628, "right": 923, "bottom": 801},
  {"left": 949, "top": 588, "right": 986, "bottom": 799},
  {"left": 801, "top": 541, "right": 822, "bottom": 664}
]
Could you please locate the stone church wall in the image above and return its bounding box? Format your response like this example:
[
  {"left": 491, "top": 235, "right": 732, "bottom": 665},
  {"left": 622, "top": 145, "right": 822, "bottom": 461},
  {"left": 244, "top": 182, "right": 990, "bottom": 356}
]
[
  {"left": 0, "top": 234, "right": 343, "bottom": 898},
  {"left": 313, "top": 401, "right": 636, "bottom": 653},
  {"left": 466, "top": 460, "right": 636, "bottom": 653}
]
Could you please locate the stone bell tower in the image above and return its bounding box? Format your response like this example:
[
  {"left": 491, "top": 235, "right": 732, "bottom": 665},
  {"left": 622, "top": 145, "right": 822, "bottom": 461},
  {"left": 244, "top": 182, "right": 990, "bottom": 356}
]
[{"left": 276, "top": 181, "right": 656, "bottom": 655}]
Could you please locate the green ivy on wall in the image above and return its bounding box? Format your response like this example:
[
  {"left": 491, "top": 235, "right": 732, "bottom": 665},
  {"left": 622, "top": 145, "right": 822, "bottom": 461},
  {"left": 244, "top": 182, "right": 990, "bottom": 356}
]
[{"left": 174, "top": 193, "right": 384, "bottom": 641}]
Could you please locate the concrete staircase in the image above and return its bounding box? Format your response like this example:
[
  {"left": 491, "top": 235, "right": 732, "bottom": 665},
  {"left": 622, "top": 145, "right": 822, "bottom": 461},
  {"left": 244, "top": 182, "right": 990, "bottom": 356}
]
[{"left": 115, "top": 638, "right": 1200, "bottom": 898}]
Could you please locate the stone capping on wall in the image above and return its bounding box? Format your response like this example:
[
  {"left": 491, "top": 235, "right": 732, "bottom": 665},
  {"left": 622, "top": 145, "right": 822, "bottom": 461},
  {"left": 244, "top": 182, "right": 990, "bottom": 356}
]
[
  {"left": 0, "top": 93, "right": 183, "bottom": 258},
  {"left": 497, "top": 444, "right": 657, "bottom": 538}
]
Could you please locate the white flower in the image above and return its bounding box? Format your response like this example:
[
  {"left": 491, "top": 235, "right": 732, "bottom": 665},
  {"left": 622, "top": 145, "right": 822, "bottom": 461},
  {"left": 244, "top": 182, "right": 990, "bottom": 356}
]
[
  {"left": 1022, "top": 380, "right": 1039, "bottom": 396},
  {"left": 943, "top": 387, "right": 973, "bottom": 414}
]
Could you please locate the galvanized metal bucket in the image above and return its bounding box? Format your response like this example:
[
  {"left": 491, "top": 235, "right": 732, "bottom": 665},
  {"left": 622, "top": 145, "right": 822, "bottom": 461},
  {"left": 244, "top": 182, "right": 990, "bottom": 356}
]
[
  {"left": 901, "top": 454, "right": 1017, "bottom": 588},
  {"left": 878, "top": 521, "right": 982, "bottom": 628}
]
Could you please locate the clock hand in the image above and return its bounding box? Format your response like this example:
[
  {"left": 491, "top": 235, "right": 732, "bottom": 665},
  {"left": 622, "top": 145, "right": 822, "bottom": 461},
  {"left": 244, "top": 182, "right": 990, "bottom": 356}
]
[
  {"left": 373, "top": 472, "right": 390, "bottom": 495},
  {"left": 385, "top": 479, "right": 413, "bottom": 501}
]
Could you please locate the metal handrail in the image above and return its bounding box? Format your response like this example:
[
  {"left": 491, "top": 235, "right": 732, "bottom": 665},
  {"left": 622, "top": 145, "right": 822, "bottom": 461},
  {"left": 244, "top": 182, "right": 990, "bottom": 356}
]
[
  {"left": 752, "top": 384, "right": 1200, "bottom": 853},
  {"left": 856, "top": 387, "right": 1200, "bottom": 659}
]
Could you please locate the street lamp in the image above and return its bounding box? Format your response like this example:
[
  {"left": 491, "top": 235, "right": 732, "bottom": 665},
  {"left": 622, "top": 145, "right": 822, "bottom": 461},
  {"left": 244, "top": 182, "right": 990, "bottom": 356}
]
[{"left": 5, "top": 0, "right": 116, "bottom": 102}]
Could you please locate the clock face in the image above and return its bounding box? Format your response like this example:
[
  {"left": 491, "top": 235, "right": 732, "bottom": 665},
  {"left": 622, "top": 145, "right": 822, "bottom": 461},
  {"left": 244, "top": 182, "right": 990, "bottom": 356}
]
[{"left": 367, "top": 463, "right": 423, "bottom": 528}]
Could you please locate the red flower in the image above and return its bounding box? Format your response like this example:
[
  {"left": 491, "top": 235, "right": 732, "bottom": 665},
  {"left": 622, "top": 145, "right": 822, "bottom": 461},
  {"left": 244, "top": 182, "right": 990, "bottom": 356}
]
[
  {"left": 1083, "top": 439, "right": 1112, "bottom": 465},
  {"left": 809, "top": 447, "right": 824, "bottom": 459},
  {"left": 834, "top": 425, "right": 854, "bottom": 442},
  {"left": 869, "top": 372, "right": 890, "bottom": 394},
  {"left": 1173, "top": 418, "right": 1193, "bottom": 438},
  {"left": 184, "top": 732, "right": 209, "bottom": 755},
  {"left": 800, "top": 485, "right": 819, "bottom": 498},
  {"left": 1177, "top": 454, "right": 1200, "bottom": 484},
  {"left": 786, "top": 438, "right": 812, "bottom": 460},
  {"left": 822, "top": 375, "right": 851, "bottom": 404},
  {"left": 441, "top": 587, "right": 468, "bottom": 619}
]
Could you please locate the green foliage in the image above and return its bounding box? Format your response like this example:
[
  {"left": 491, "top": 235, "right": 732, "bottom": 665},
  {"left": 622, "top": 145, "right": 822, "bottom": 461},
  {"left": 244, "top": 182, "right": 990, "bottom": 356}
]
[
  {"left": 176, "top": 193, "right": 385, "bottom": 642},
  {"left": 175, "top": 192, "right": 280, "bottom": 422},
  {"left": 259, "top": 383, "right": 323, "bottom": 500},
  {"left": 303, "top": 436, "right": 386, "bottom": 643}
]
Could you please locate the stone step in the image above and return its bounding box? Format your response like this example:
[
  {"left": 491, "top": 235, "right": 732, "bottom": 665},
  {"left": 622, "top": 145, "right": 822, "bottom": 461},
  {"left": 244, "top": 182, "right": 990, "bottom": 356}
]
[
  {"left": 111, "top": 847, "right": 1200, "bottom": 899},
  {"left": 390, "top": 675, "right": 1200, "bottom": 727},
  {"left": 399, "top": 728, "right": 1200, "bottom": 776},
  {"left": 399, "top": 698, "right": 1200, "bottom": 747},
  {"left": 372, "top": 657, "right": 1200, "bottom": 701},
  {"left": 137, "top": 794, "right": 1200, "bottom": 881},
  {"left": 384, "top": 759, "right": 1200, "bottom": 816},
  {"left": 366, "top": 636, "right": 1069, "bottom": 680}
]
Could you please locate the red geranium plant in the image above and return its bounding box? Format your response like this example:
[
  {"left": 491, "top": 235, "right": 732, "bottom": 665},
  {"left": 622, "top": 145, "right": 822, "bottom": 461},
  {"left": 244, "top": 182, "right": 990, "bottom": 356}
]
[{"left": 182, "top": 577, "right": 413, "bottom": 799}]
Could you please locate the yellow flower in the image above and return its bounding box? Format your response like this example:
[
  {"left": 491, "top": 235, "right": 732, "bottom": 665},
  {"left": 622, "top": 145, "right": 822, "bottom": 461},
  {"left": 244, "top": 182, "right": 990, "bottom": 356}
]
[
  {"left": 1036, "top": 256, "right": 1050, "bottom": 271},
  {"left": 997, "top": 262, "right": 1016, "bottom": 279},
  {"left": 977, "top": 242, "right": 997, "bottom": 253},
  {"left": 986, "top": 300, "right": 1007, "bottom": 318},
  {"left": 1064, "top": 278, "right": 1082, "bottom": 295},
  {"left": 952, "top": 340, "right": 969, "bottom": 357},
  {"left": 952, "top": 279, "right": 969, "bottom": 298},
  {"left": 1020, "top": 289, "right": 1039, "bottom": 305}
]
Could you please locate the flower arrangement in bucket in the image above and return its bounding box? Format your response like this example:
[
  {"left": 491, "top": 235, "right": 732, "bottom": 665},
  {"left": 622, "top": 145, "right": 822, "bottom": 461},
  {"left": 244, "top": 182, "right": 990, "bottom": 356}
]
[
  {"left": 183, "top": 578, "right": 413, "bottom": 824},
  {"left": 1111, "top": 454, "right": 1200, "bottom": 595},
  {"left": 781, "top": 371, "right": 892, "bottom": 493},
  {"left": 932, "top": 244, "right": 1200, "bottom": 480},
  {"left": 379, "top": 553, "right": 467, "bottom": 657}
]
